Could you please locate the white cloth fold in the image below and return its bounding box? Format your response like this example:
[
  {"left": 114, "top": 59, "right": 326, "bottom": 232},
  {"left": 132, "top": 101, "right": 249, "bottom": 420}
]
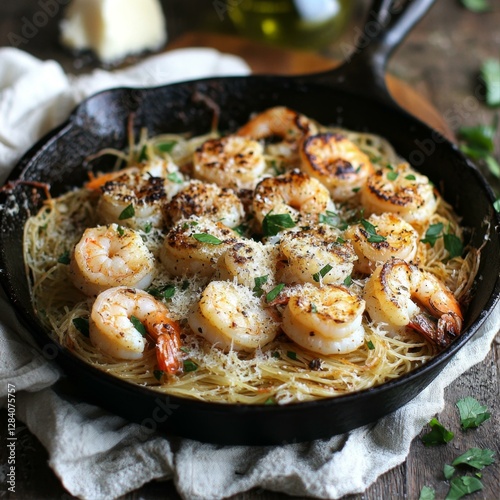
[{"left": 0, "top": 46, "right": 498, "bottom": 500}]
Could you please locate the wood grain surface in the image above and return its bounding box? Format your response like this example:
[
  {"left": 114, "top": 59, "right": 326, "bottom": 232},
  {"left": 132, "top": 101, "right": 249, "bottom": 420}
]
[{"left": 0, "top": 1, "right": 499, "bottom": 499}]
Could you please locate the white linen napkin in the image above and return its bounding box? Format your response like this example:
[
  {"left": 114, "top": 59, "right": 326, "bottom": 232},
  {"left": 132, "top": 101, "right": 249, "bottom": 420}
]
[{"left": 0, "top": 46, "right": 499, "bottom": 500}]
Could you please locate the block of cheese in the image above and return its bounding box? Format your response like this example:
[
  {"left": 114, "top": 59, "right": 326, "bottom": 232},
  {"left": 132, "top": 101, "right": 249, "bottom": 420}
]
[{"left": 60, "top": 0, "right": 167, "bottom": 64}]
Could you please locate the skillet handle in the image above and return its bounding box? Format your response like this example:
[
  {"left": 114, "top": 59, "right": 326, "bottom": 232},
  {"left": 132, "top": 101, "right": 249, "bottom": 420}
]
[{"left": 303, "top": 0, "right": 437, "bottom": 105}]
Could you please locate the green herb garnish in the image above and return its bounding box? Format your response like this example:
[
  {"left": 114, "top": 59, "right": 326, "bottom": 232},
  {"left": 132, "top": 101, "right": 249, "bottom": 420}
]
[
  {"left": 360, "top": 218, "right": 387, "bottom": 243},
  {"left": 183, "top": 360, "right": 198, "bottom": 372},
  {"left": 144, "top": 222, "right": 152, "bottom": 234},
  {"left": 319, "top": 210, "right": 348, "bottom": 230},
  {"left": 262, "top": 212, "right": 295, "bottom": 237},
  {"left": 452, "top": 448, "right": 495, "bottom": 470},
  {"left": 460, "top": 0, "right": 490, "bottom": 13},
  {"left": 264, "top": 397, "right": 277, "bottom": 405},
  {"left": 130, "top": 316, "right": 147, "bottom": 337},
  {"left": 444, "top": 464, "right": 456, "bottom": 480},
  {"left": 266, "top": 283, "right": 285, "bottom": 303},
  {"left": 405, "top": 174, "right": 417, "bottom": 181},
  {"left": 418, "top": 485, "right": 435, "bottom": 500},
  {"left": 421, "top": 223, "right": 444, "bottom": 247},
  {"left": 153, "top": 370, "right": 164, "bottom": 381},
  {"left": 446, "top": 476, "right": 483, "bottom": 500},
  {"left": 366, "top": 340, "right": 375, "bottom": 350},
  {"left": 421, "top": 417, "right": 454, "bottom": 446},
  {"left": 481, "top": 59, "right": 500, "bottom": 107},
  {"left": 253, "top": 275, "right": 269, "bottom": 297},
  {"left": 72, "top": 317, "right": 89, "bottom": 337},
  {"left": 116, "top": 225, "right": 125, "bottom": 237},
  {"left": 287, "top": 351, "right": 297, "bottom": 360},
  {"left": 57, "top": 250, "right": 70, "bottom": 265},
  {"left": 386, "top": 170, "right": 399, "bottom": 181},
  {"left": 118, "top": 204, "right": 135, "bottom": 220},
  {"left": 443, "top": 233, "right": 464, "bottom": 259},
  {"left": 157, "top": 141, "right": 177, "bottom": 153},
  {"left": 167, "top": 172, "right": 183, "bottom": 184},
  {"left": 138, "top": 144, "right": 148, "bottom": 162},
  {"left": 313, "top": 264, "right": 333, "bottom": 283},
  {"left": 193, "top": 233, "right": 222, "bottom": 245},
  {"left": 343, "top": 275, "right": 352, "bottom": 287}
]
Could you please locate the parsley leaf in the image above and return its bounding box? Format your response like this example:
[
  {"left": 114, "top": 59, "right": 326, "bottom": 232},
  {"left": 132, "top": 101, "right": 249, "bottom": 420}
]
[
  {"left": 366, "top": 340, "right": 375, "bottom": 350},
  {"left": 456, "top": 397, "right": 491, "bottom": 429},
  {"left": 157, "top": 140, "right": 177, "bottom": 153},
  {"left": 264, "top": 397, "right": 277, "bottom": 405},
  {"left": 386, "top": 170, "right": 399, "bottom": 181},
  {"left": 421, "top": 417, "right": 454, "bottom": 446},
  {"left": 481, "top": 59, "right": 500, "bottom": 107},
  {"left": 360, "top": 218, "right": 387, "bottom": 243},
  {"left": 138, "top": 144, "right": 148, "bottom": 162},
  {"left": 444, "top": 464, "right": 456, "bottom": 480},
  {"left": 445, "top": 475, "right": 483, "bottom": 500},
  {"left": 57, "top": 250, "right": 70, "bottom": 265},
  {"left": 72, "top": 317, "right": 89, "bottom": 337},
  {"left": 266, "top": 283, "right": 285, "bottom": 303},
  {"left": 343, "top": 274, "right": 352, "bottom": 287},
  {"left": 418, "top": 485, "right": 435, "bottom": 500},
  {"left": 319, "top": 210, "right": 348, "bottom": 230},
  {"left": 118, "top": 203, "right": 135, "bottom": 220},
  {"left": 313, "top": 264, "right": 333, "bottom": 282},
  {"left": 452, "top": 448, "right": 495, "bottom": 470},
  {"left": 167, "top": 172, "right": 183, "bottom": 184},
  {"left": 460, "top": 0, "right": 490, "bottom": 13},
  {"left": 287, "top": 350, "right": 297, "bottom": 360},
  {"left": 193, "top": 233, "right": 222, "bottom": 245},
  {"left": 183, "top": 360, "right": 198, "bottom": 372},
  {"left": 443, "top": 233, "right": 464, "bottom": 258},
  {"left": 421, "top": 222, "right": 444, "bottom": 247},
  {"left": 262, "top": 212, "right": 295, "bottom": 236},
  {"left": 130, "top": 316, "right": 147, "bottom": 337},
  {"left": 153, "top": 370, "right": 164, "bottom": 381},
  {"left": 253, "top": 275, "right": 269, "bottom": 297},
  {"left": 493, "top": 198, "right": 500, "bottom": 212}
]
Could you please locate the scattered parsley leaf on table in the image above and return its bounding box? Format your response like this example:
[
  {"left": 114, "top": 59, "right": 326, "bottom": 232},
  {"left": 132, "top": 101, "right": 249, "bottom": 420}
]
[
  {"left": 444, "top": 464, "right": 456, "bottom": 480},
  {"left": 421, "top": 417, "right": 454, "bottom": 445},
  {"left": 445, "top": 475, "right": 483, "bottom": 500},
  {"left": 482, "top": 59, "right": 500, "bottom": 107},
  {"left": 452, "top": 447, "right": 495, "bottom": 470},
  {"left": 460, "top": 0, "right": 490, "bottom": 13},
  {"left": 456, "top": 397, "right": 491, "bottom": 429},
  {"left": 418, "top": 485, "right": 435, "bottom": 500}
]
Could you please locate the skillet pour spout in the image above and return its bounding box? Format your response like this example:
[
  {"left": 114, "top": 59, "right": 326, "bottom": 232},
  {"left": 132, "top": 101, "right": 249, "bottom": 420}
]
[{"left": 0, "top": 0, "right": 499, "bottom": 445}]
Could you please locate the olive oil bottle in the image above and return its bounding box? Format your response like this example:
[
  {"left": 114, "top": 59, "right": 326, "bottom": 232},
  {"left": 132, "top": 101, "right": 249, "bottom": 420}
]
[{"left": 228, "top": 0, "right": 353, "bottom": 50}]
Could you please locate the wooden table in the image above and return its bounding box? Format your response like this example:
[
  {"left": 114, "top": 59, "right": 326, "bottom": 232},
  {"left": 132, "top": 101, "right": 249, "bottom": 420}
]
[{"left": 1, "top": 1, "right": 499, "bottom": 499}]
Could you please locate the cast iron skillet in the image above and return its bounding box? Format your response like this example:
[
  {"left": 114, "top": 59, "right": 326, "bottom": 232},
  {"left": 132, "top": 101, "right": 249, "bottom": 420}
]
[{"left": 1, "top": 0, "right": 499, "bottom": 445}]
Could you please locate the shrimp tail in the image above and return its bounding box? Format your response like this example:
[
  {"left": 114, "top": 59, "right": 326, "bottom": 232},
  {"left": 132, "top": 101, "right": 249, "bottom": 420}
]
[
  {"left": 154, "top": 321, "right": 183, "bottom": 375},
  {"left": 409, "top": 311, "right": 462, "bottom": 349}
]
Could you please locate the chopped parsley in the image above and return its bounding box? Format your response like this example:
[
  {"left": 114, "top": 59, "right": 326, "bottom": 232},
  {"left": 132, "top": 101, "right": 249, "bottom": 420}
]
[
  {"left": 319, "top": 210, "right": 348, "bottom": 230},
  {"left": 421, "top": 417, "right": 454, "bottom": 446},
  {"left": 446, "top": 476, "right": 483, "bottom": 500},
  {"left": 386, "top": 170, "right": 399, "bottom": 181},
  {"left": 481, "top": 59, "right": 500, "bottom": 107},
  {"left": 287, "top": 350, "right": 297, "bottom": 360},
  {"left": 118, "top": 204, "right": 135, "bottom": 220},
  {"left": 57, "top": 250, "right": 70, "bottom": 265},
  {"left": 264, "top": 397, "right": 277, "bottom": 405},
  {"left": 116, "top": 225, "right": 125, "bottom": 237},
  {"left": 421, "top": 222, "right": 444, "bottom": 247},
  {"left": 460, "top": 0, "right": 491, "bottom": 13},
  {"left": 156, "top": 140, "right": 177, "bottom": 153},
  {"left": 343, "top": 275, "right": 352, "bottom": 287},
  {"left": 405, "top": 174, "right": 417, "bottom": 181},
  {"left": 444, "top": 464, "right": 456, "bottom": 480},
  {"left": 421, "top": 223, "right": 463, "bottom": 258},
  {"left": 130, "top": 316, "right": 147, "bottom": 337},
  {"left": 144, "top": 222, "right": 152, "bottom": 234},
  {"left": 456, "top": 397, "right": 491, "bottom": 429},
  {"left": 193, "top": 233, "right": 222, "bottom": 245},
  {"left": 183, "top": 360, "right": 198, "bottom": 372},
  {"left": 493, "top": 198, "right": 500, "bottom": 212},
  {"left": 360, "top": 218, "right": 387, "bottom": 243},
  {"left": 452, "top": 447, "right": 495, "bottom": 470},
  {"left": 167, "top": 172, "right": 183, "bottom": 184},
  {"left": 265, "top": 283, "right": 284, "bottom": 303},
  {"left": 418, "top": 485, "right": 435, "bottom": 500},
  {"left": 153, "top": 370, "right": 164, "bottom": 381},
  {"left": 253, "top": 275, "right": 269, "bottom": 297},
  {"left": 138, "top": 144, "right": 148, "bottom": 162},
  {"left": 262, "top": 212, "right": 295, "bottom": 237},
  {"left": 313, "top": 264, "right": 333, "bottom": 282},
  {"left": 366, "top": 340, "right": 375, "bottom": 350},
  {"left": 148, "top": 284, "right": 176, "bottom": 301},
  {"left": 72, "top": 317, "right": 89, "bottom": 337}
]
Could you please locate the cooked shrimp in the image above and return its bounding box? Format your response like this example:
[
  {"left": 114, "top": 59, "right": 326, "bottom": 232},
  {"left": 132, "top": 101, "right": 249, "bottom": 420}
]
[
  {"left": 216, "top": 239, "right": 279, "bottom": 289},
  {"left": 160, "top": 217, "right": 240, "bottom": 278},
  {"left": 277, "top": 225, "right": 357, "bottom": 285},
  {"left": 188, "top": 280, "right": 279, "bottom": 352},
  {"left": 300, "top": 132, "right": 375, "bottom": 201},
  {"left": 345, "top": 213, "right": 419, "bottom": 274},
  {"left": 163, "top": 180, "right": 245, "bottom": 228},
  {"left": 69, "top": 224, "right": 155, "bottom": 297},
  {"left": 90, "top": 286, "right": 182, "bottom": 374},
  {"left": 360, "top": 164, "right": 437, "bottom": 228},
  {"left": 282, "top": 283, "right": 366, "bottom": 355},
  {"left": 363, "top": 259, "right": 463, "bottom": 348},
  {"left": 236, "top": 106, "right": 317, "bottom": 164},
  {"left": 252, "top": 169, "right": 335, "bottom": 229},
  {"left": 88, "top": 158, "right": 183, "bottom": 230},
  {"left": 193, "top": 135, "right": 266, "bottom": 190}
]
